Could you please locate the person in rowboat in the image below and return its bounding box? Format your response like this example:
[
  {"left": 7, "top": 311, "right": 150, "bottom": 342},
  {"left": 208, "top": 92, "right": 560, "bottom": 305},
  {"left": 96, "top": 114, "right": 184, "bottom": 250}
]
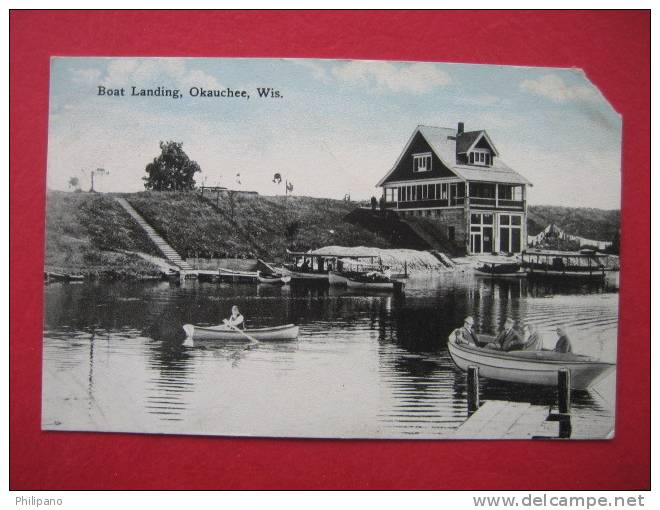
[
  {"left": 553, "top": 327, "right": 572, "bottom": 353},
  {"left": 453, "top": 316, "right": 479, "bottom": 346},
  {"left": 485, "top": 317, "right": 524, "bottom": 351},
  {"left": 223, "top": 305, "right": 245, "bottom": 330},
  {"left": 521, "top": 323, "right": 543, "bottom": 350}
]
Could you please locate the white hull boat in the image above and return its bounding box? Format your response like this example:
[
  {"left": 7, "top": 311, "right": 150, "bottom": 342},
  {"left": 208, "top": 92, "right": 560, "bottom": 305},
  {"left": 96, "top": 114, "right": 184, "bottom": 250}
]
[
  {"left": 183, "top": 323, "right": 299, "bottom": 341},
  {"left": 447, "top": 335, "right": 614, "bottom": 390}
]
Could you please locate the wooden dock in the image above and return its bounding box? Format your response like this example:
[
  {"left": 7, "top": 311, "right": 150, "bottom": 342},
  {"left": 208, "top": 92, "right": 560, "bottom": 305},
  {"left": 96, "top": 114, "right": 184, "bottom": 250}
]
[
  {"left": 454, "top": 366, "right": 615, "bottom": 440},
  {"left": 454, "top": 401, "right": 556, "bottom": 439}
]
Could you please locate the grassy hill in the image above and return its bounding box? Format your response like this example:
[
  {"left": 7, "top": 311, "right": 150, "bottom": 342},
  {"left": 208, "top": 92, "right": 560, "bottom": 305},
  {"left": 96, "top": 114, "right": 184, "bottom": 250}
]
[
  {"left": 45, "top": 191, "right": 163, "bottom": 279},
  {"left": 127, "top": 191, "right": 390, "bottom": 260},
  {"left": 527, "top": 205, "right": 620, "bottom": 242},
  {"left": 44, "top": 191, "right": 621, "bottom": 279}
]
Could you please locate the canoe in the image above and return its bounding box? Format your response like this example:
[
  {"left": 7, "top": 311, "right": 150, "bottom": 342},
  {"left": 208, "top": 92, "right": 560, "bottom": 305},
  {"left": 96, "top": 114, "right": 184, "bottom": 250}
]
[
  {"left": 447, "top": 335, "right": 615, "bottom": 390},
  {"left": 183, "top": 323, "right": 299, "bottom": 341},
  {"left": 257, "top": 272, "right": 292, "bottom": 284}
]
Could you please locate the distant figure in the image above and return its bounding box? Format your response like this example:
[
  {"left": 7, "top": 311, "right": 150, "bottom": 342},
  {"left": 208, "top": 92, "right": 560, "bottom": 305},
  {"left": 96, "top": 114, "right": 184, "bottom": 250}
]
[
  {"left": 223, "top": 305, "right": 245, "bottom": 330},
  {"left": 488, "top": 317, "right": 523, "bottom": 351},
  {"left": 300, "top": 259, "right": 310, "bottom": 272},
  {"left": 521, "top": 323, "right": 543, "bottom": 350},
  {"left": 370, "top": 196, "right": 378, "bottom": 211},
  {"left": 554, "top": 327, "right": 572, "bottom": 353},
  {"left": 454, "top": 316, "right": 479, "bottom": 346}
]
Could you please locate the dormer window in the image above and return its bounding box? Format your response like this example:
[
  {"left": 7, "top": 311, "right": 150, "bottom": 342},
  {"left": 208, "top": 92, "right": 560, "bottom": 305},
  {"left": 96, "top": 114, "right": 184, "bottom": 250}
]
[
  {"left": 413, "top": 152, "right": 432, "bottom": 173},
  {"left": 469, "top": 149, "right": 491, "bottom": 166}
]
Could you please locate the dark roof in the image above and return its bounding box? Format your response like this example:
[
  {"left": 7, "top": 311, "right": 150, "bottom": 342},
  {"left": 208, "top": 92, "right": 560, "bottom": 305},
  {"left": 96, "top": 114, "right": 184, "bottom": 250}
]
[
  {"left": 378, "top": 125, "right": 532, "bottom": 187},
  {"left": 456, "top": 131, "right": 483, "bottom": 153}
]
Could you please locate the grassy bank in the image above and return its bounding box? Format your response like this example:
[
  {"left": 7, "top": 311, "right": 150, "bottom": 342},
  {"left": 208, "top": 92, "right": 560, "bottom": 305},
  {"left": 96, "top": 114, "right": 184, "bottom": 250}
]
[
  {"left": 45, "top": 190, "right": 621, "bottom": 280},
  {"left": 45, "top": 191, "right": 164, "bottom": 279},
  {"left": 127, "top": 191, "right": 390, "bottom": 260}
]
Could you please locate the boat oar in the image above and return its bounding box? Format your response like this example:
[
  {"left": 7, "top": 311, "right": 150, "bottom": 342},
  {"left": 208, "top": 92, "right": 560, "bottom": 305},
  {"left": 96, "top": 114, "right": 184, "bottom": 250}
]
[{"left": 224, "top": 320, "right": 259, "bottom": 345}]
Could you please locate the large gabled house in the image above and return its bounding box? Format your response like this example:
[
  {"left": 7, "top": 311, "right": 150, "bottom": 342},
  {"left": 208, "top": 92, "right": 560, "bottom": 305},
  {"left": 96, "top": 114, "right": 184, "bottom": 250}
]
[{"left": 376, "top": 122, "right": 532, "bottom": 255}]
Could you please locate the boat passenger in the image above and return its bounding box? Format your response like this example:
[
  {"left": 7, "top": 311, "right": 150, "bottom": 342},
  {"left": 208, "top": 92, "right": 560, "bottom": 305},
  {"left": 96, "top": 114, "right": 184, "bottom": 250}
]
[
  {"left": 487, "top": 317, "right": 524, "bottom": 351},
  {"left": 223, "top": 305, "right": 245, "bottom": 330},
  {"left": 454, "top": 316, "right": 479, "bottom": 346},
  {"left": 521, "top": 323, "right": 543, "bottom": 350},
  {"left": 553, "top": 327, "right": 572, "bottom": 353}
]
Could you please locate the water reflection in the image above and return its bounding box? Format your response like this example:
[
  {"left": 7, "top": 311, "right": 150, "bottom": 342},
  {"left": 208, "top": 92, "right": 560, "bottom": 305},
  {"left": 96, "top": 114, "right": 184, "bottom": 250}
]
[{"left": 42, "top": 272, "right": 618, "bottom": 438}]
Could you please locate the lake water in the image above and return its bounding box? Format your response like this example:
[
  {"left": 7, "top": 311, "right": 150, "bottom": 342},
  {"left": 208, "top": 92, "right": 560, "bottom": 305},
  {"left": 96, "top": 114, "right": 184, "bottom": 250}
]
[{"left": 42, "top": 272, "right": 619, "bottom": 439}]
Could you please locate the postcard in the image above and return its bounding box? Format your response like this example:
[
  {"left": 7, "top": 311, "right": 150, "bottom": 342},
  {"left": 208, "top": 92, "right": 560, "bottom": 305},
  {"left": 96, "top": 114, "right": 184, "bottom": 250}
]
[{"left": 42, "top": 57, "right": 621, "bottom": 439}]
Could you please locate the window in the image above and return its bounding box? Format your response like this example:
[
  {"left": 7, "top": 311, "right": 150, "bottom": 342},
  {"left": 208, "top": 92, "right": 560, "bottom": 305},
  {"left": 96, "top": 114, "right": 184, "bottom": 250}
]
[
  {"left": 413, "top": 153, "right": 432, "bottom": 173},
  {"left": 469, "top": 149, "right": 491, "bottom": 167},
  {"left": 498, "top": 214, "right": 523, "bottom": 253},
  {"left": 470, "top": 213, "right": 495, "bottom": 254},
  {"left": 385, "top": 188, "right": 395, "bottom": 202}
]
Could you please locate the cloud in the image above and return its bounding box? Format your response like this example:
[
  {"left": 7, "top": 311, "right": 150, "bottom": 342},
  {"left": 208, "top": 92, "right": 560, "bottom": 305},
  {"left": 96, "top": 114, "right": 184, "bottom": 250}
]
[
  {"left": 331, "top": 61, "right": 451, "bottom": 93},
  {"left": 101, "top": 58, "right": 220, "bottom": 90},
  {"left": 293, "top": 60, "right": 330, "bottom": 81},
  {"left": 71, "top": 68, "right": 102, "bottom": 85},
  {"left": 520, "top": 74, "right": 597, "bottom": 103}
]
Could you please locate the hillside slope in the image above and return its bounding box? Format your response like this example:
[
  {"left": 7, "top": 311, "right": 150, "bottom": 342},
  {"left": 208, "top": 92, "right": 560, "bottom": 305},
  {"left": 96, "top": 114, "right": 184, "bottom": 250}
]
[
  {"left": 527, "top": 205, "right": 620, "bottom": 241},
  {"left": 45, "top": 191, "right": 163, "bottom": 278},
  {"left": 127, "top": 191, "right": 391, "bottom": 259}
]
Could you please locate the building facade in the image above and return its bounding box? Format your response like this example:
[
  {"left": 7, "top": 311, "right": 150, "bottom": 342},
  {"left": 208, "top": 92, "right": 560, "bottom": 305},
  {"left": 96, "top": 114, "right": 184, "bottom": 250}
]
[{"left": 377, "top": 123, "right": 532, "bottom": 255}]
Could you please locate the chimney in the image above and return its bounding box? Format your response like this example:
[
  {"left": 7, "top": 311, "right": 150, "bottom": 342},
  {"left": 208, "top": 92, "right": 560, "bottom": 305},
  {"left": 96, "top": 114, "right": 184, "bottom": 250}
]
[{"left": 457, "top": 122, "right": 464, "bottom": 136}]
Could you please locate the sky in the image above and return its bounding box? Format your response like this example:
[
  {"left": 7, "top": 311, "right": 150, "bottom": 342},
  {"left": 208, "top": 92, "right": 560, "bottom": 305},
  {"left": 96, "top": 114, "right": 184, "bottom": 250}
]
[{"left": 47, "top": 57, "right": 622, "bottom": 209}]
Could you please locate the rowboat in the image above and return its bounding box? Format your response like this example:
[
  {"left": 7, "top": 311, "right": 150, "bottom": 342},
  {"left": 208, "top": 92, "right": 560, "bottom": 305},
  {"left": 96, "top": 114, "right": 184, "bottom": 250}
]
[
  {"left": 474, "top": 260, "right": 525, "bottom": 277},
  {"left": 183, "top": 323, "right": 299, "bottom": 341},
  {"left": 217, "top": 267, "right": 259, "bottom": 283},
  {"left": 447, "top": 335, "right": 615, "bottom": 390},
  {"left": 278, "top": 266, "right": 330, "bottom": 281},
  {"left": 257, "top": 271, "right": 292, "bottom": 285},
  {"left": 345, "top": 272, "right": 404, "bottom": 291},
  {"left": 470, "top": 333, "right": 540, "bottom": 351},
  {"left": 45, "top": 271, "right": 85, "bottom": 283}
]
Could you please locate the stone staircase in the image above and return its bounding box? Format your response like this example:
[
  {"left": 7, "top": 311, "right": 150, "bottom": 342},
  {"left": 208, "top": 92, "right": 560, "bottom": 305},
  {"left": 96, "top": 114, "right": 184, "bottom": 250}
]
[{"left": 115, "top": 197, "right": 194, "bottom": 272}]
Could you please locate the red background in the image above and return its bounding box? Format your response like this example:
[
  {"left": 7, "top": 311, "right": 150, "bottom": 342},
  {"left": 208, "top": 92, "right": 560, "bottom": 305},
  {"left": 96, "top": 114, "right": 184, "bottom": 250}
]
[{"left": 10, "top": 10, "right": 650, "bottom": 490}]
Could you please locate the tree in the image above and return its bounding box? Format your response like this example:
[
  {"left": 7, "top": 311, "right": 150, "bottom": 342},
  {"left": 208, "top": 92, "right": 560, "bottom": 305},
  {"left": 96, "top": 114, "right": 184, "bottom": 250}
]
[
  {"left": 68, "top": 176, "right": 80, "bottom": 191},
  {"left": 143, "top": 141, "right": 201, "bottom": 191}
]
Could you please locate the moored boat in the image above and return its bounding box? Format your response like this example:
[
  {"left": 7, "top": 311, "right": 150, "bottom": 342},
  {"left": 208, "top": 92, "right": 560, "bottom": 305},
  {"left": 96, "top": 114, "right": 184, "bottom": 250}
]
[
  {"left": 45, "top": 271, "right": 85, "bottom": 283},
  {"left": 447, "top": 335, "right": 614, "bottom": 390},
  {"left": 474, "top": 260, "right": 525, "bottom": 277},
  {"left": 183, "top": 323, "right": 299, "bottom": 341},
  {"left": 521, "top": 251, "right": 606, "bottom": 281},
  {"left": 345, "top": 272, "right": 404, "bottom": 291},
  {"left": 217, "top": 267, "right": 259, "bottom": 283},
  {"left": 328, "top": 270, "right": 349, "bottom": 285},
  {"left": 257, "top": 271, "right": 292, "bottom": 285},
  {"left": 470, "top": 333, "right": 540, "bottom": 351}
]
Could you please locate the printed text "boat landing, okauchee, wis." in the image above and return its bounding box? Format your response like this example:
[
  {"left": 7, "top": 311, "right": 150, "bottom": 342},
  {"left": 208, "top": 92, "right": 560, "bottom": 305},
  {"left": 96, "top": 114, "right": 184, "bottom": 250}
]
[{"left": 96, "top": 85, "right": 284, "bottom": 100}]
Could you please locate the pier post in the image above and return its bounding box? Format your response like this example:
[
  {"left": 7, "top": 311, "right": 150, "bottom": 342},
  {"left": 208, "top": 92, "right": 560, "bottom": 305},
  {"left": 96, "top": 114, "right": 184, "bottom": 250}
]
[
  {"left": 467, "top": 366, "right": 480, "bottom": 415},
  {"left": 557, "top": 368, "right": 572, "bottom": 438}
]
